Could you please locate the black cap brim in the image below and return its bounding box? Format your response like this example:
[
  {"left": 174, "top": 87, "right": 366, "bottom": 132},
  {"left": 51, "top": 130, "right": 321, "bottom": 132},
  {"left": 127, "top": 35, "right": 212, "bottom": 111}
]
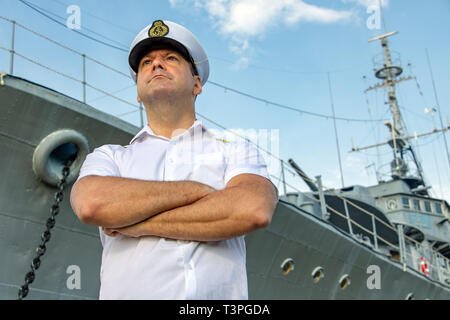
[{"left": 129, "top": 37, "right": 197, "bottom": 75}]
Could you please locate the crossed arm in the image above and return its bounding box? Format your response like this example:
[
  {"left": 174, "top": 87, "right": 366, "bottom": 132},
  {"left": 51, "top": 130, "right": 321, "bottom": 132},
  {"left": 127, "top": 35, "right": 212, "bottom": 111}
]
[{"left": 70, "top": 174, "right": 278, "bottom": 241}]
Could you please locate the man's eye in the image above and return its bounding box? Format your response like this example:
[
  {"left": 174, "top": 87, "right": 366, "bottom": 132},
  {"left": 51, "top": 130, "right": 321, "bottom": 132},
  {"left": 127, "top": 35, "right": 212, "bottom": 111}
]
[
  {"left": 167, "top": 56, "right": 178, "bottom": 61},
  {"left": 143, "top": 59, "right": 151, "bottom": 65}
]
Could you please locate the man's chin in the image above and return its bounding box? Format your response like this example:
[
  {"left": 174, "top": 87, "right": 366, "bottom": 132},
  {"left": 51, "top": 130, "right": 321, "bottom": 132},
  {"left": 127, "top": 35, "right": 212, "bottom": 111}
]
[{"left": 146, "top": 88, "right": 178, "bottom": 102}]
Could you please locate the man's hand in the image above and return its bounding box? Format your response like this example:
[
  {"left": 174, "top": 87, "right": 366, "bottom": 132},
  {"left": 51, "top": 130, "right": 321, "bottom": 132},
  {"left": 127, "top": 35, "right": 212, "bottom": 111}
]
[
  {"left": 103, "top": 225, "right": 143, "bottom": 238},
  {"left": 102, "top": 227, "right": 120, "bottom": 237}
]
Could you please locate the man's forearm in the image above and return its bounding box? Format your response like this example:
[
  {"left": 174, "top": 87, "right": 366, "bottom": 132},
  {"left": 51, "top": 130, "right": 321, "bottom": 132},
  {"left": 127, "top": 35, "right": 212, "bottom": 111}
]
[
  {"left": 70, "top": 175, "right": 215, "bottom": 228},
  {"left": 106, "top": 177, "right": 277, "bottom": 241}
]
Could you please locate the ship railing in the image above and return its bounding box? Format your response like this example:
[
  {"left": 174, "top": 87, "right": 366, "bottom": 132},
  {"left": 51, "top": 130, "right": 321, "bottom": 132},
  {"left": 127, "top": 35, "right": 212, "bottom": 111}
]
[
  {"left": 375, "top": 160, "right": 424, "bottom": 185},
  {"left": 0, "top": 16, "right": 146, "bottom": 127},
  {"left": 372, "top": 50, "right": 403, "bottom": 72},
  {"left": 270, "top": 160, "right": 450, "bottom": 288}
]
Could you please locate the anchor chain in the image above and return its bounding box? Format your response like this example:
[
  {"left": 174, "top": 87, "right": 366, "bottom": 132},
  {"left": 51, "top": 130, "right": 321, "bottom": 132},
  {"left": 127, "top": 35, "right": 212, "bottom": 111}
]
[{"left": 18, "top": 161, "right": 72, "bottom": 300}]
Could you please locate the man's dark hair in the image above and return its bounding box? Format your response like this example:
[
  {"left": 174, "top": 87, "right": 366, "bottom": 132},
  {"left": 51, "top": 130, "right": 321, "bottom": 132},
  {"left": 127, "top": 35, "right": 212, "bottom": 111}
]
[{"left": 135, "top": 41, "right": 199, "bottom": 78}]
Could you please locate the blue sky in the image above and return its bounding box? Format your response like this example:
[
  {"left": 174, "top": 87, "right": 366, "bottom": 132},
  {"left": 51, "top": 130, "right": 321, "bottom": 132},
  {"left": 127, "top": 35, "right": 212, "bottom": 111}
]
[{"left": 0, "top": 0, "right": 449, "bottom": 201}]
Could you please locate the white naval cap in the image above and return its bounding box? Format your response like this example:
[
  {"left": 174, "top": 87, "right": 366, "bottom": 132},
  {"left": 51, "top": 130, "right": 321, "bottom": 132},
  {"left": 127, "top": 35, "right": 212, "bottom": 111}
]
[{"left": 128, "top": 20, "right": 209, "bottom": 86}]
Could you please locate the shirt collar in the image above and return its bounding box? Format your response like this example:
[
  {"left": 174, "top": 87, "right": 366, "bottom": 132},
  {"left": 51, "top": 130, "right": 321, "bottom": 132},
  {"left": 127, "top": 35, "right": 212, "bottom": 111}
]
[{"left": 129, "top": 119, "right": 215, "bottom": 145}]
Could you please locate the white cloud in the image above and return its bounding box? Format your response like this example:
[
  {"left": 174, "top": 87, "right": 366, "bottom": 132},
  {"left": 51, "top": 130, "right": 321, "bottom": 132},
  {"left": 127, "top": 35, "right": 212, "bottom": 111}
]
[
  {"left": 195, "top": 0, "right": 352, "bottom": 38},
  {"left": 285, "top": 1, "right": 354, "bottom": 25},
  {"left": 341, "top": 0, "right": 389, "bottom": 8},
  {"left": 170, "top": 0, "right": 353, "bottom": 69}
]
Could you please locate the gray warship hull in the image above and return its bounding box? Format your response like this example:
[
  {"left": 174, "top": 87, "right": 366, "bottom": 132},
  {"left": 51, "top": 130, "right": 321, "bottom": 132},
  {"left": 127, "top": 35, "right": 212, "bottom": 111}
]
[{"left": 1, "top": 75, "right": 449, "bottom": 299}]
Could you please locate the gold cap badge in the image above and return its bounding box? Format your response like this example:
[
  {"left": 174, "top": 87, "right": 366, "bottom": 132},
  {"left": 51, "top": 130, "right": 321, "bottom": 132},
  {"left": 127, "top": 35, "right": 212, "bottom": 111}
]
[{"left": 149, "top": 20, "right": 169, "bottom": 37}]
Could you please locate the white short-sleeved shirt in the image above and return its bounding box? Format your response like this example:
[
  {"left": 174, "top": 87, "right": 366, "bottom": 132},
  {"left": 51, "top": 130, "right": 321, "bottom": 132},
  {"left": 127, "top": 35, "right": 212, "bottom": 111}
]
[{"left": 76, "top": 120, "right": 272, "bottom": 300}]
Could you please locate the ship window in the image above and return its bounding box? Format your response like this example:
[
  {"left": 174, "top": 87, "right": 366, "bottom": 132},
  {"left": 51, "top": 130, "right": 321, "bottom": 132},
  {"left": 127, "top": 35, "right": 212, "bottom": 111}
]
[
  {"left": 402, "top": 197, "right": 410, "bottom": 209},
  {"left": 281, "top": 258, "right": 295, "bottom": 275},
  {"left": 424, "top": 201, "right": 431, "bottom": 213},
  {"left": 339, "top": 274, "right": 351, "bottom": 290},
  {"left": 412, "top": 199, "right": 420, "bottom": 211},
  {"left": 311, "top": 267, "right": 325, "bottom": 283},
  {"left": 434, "top": 203, "right": 442, "bottom": 215},
  {"left": 387, "top": 199, "right": 398, "bottom": 211},
  {"left": 405, "top": 293, "right": 415, "bottom": 300}
]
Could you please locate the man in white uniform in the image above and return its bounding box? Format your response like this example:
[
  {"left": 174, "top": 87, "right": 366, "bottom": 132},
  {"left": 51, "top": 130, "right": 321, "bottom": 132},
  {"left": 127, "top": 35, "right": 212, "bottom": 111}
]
[{"left": 70, "top": 20, "right": 278, "bottom": 300}]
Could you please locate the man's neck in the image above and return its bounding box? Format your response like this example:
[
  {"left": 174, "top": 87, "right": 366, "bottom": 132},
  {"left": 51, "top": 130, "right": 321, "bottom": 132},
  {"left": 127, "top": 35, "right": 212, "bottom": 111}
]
[{"left": 145, "top": 102, "right": 196, "bottom": 139}]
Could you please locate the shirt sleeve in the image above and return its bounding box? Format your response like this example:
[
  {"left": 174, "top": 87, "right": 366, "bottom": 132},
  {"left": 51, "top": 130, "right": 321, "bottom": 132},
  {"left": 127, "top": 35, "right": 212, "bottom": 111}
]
[
  {"left": 77, "top": 145, "right": 121, "bottom": 181},
  {"left": 223, "top": 140, "right": 272, "bottom": 186},
  {"left": 76, "top": 145, "right": 120, "bottom": 248}
]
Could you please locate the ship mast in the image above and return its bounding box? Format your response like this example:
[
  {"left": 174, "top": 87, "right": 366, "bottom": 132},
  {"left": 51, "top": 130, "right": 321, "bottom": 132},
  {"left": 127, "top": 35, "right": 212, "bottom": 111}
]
[
  {"left": 368, "top": 31, "right": 416, "bottom": 180},
  {"left": 350, "top": 1, "right": 450, "bottom": 196},
  {"left": 351, "top": 30, "right": 450, "bottom": 195}
]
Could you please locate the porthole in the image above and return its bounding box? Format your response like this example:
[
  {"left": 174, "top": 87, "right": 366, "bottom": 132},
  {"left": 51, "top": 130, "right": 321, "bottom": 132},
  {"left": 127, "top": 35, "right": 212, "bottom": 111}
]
[
  {"left": 405, "top": 293, "right": 415, "bottom": 300},
  {"left": 339, "top": 274, "right": 351, "bottom": 290},
  {"left": 387, "top": 199, "right": 398, "bottom": 210},
  {"left": 311, "top": 266, "right": 324, "bottom": 283},
  {"left": 281, "top": 258, "right": 295, "bottom": 275}
]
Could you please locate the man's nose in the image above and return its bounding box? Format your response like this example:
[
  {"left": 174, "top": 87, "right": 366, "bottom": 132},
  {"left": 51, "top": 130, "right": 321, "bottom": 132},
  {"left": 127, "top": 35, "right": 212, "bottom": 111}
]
[{"left": 151, "top": 56, "right": 166, "bottom": 72}]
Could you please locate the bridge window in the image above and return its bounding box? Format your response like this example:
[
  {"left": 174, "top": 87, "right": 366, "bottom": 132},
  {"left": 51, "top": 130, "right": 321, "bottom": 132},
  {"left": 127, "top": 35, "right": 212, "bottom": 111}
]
[
  {"left": 424, "top": 201, "right": 431, "bottom": 213},
  {"left": 434, "top": 203, "right": 442, "bottom": 215},
  {"left": 402, "top": 197, "right": 410, "bottom": 209},
  {"left": 412, "top": 199, "right": 420, "bottom": 211}
]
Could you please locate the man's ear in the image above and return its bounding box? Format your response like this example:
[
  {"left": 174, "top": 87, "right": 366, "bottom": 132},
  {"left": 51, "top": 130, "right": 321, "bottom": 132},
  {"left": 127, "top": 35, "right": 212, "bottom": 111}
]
[
  {"left": 192, "top": 75, "right": 202, "bottom": 96},
  {"left": 137, "top": 95, "right": 142, "bottom": 103}
]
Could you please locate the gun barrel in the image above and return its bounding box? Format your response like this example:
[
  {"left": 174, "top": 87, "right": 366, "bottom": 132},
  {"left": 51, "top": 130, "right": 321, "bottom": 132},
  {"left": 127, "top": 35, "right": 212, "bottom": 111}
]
[{"left": 288, "top": 159, "right": 319, "bottom": 192}]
